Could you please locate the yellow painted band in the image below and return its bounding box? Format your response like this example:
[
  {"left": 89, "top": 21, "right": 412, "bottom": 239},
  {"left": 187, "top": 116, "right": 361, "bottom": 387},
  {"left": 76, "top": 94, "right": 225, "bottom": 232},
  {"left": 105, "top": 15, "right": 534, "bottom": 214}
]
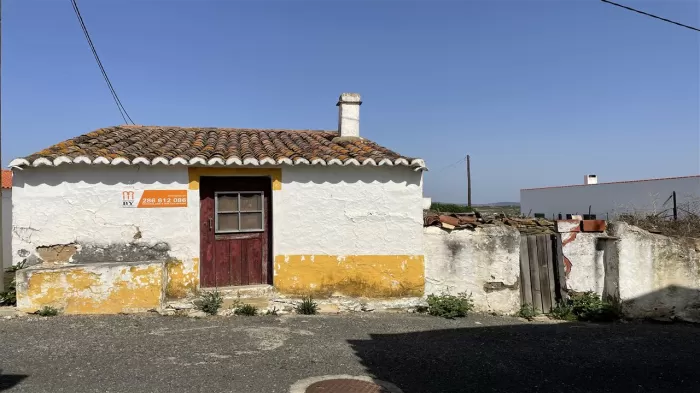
[
  {"left": 273, "top": 254, "right": 424, "bottom": 298},
  {"left": 19, "top": 264, "right": 163, "bottom": 314},
  {"left": 188, "top": 167, "right": 282, "bottom": 190}
]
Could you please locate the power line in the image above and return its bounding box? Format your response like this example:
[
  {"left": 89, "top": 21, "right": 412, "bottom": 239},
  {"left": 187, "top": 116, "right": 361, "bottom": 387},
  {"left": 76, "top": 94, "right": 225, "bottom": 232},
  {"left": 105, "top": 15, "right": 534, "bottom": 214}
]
[
  {"left": 432, "top": 155, "right": 467, "bottom": 172},
  {"left": 601, "top": 0, "right": 700, "bottom": 33},
  {"left": 70, "top": 0, "right": 135, "bottom": 124}
]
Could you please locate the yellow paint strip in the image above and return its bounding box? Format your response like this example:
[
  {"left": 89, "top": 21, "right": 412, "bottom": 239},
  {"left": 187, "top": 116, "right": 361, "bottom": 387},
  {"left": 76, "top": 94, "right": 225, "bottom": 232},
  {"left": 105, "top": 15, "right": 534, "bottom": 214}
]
[
  {"left": 165, "top": 258, "right": 199, "bottom": 299},
  {"left": 274, "top": 255, "right": 424, "bottom": 298},
  {"left": 188, "top": 167, "right": 282, "bottom": 190},
  {"left": 19, "top": 263, "right": 163, "bottom": 314}
]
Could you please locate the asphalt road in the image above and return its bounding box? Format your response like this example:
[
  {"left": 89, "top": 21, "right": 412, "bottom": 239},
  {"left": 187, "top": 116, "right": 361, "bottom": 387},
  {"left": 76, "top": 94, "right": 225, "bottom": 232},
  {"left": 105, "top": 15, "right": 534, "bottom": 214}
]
[{"left": 0, "top": 313, "right": 698, "bottom": 393}]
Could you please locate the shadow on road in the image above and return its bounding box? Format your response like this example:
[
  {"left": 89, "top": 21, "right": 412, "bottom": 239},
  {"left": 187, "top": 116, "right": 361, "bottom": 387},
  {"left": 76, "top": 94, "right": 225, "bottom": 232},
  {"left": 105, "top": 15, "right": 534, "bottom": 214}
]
[
  {"left": 0, "top": 369, "right": 27, "bottom": 391},
  {"left": 349, "top": 321, "right": 700, "bottom": 393}
]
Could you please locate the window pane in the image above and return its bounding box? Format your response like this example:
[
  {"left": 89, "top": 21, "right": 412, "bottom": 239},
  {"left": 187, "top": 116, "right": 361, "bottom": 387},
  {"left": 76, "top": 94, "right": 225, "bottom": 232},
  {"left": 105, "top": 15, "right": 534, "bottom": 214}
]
[
  {"left": 240, "top": 193, "right": 262, "bottom": 211},
  {"left": 240, "top": 212, "right": 263, "bottom": 230},
  {"left": 217, "top": 213, "right": 239, "bottom": 232},
  {"left": 217, "top": 194, "right": 238, "bottom": 212}
]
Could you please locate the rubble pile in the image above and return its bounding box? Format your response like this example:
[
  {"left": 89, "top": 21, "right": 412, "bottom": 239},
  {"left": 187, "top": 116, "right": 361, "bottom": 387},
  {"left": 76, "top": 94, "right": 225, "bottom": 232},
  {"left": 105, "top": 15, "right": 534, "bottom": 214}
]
[{"left": 424, "top": 211, "right": 555, "bottom": 235}]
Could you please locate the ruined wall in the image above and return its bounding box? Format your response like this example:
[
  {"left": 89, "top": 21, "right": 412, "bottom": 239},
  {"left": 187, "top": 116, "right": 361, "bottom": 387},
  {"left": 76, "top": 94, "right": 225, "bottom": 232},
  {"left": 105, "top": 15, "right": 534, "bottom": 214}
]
[
  {"left": 274, "top": 166, "right": 425, "bottom": 297},
  {"left": 557, "top": 220, "right": 607, "bottom": 295},
  {"left": 609, "top": 222, "right": 700, "bottom": 322},
  {"left": 423, "top": 225, "right": 521, "bottom": 314},
  {"left": 15, "top": 261, "right": 164, "bottom": 314}
]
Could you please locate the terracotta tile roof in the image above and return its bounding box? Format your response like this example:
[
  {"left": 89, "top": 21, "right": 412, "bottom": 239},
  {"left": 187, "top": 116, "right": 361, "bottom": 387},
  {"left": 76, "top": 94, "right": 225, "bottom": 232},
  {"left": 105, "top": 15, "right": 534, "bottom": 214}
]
[
  {"left": 1, "top": 170, "right": 11, "bottom": 189},
  {"left": 9, "top": 126, "right": 426, "bottom": 171}
]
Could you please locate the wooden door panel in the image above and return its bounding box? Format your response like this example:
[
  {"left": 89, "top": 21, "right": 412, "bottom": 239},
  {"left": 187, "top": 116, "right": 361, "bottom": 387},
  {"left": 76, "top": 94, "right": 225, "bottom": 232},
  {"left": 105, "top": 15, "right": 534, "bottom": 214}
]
[
  {"left": 248, "top": 238, "right": 262, "bottom": 285},
  {"left": 230, "top": 240, "right": 242, "bottom": 286},
  {"left": 199, "top": 176, "right": 271, "bottom": 288},
  {"left": 214, "top": 240, "right": 229, "bottom": 287}
]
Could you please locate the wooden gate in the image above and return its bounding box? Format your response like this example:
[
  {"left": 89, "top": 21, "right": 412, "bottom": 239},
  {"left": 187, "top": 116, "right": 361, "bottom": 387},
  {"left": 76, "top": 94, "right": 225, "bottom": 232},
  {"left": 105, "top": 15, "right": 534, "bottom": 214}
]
[{"left": 519, "top": 234, "right": 566, "bottom": 313}]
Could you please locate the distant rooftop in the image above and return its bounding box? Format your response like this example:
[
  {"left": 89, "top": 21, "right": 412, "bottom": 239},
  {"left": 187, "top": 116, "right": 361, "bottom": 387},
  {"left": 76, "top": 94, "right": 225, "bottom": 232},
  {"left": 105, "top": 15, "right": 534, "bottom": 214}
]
[{"left": 521, "top": 175, "right": 700, "bottom": 191}]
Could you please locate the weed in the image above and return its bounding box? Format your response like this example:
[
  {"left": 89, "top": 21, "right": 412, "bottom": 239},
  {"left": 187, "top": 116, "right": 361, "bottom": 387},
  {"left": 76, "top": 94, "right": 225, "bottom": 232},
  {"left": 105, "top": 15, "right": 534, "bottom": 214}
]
[
  {"left": 0, "top": 262, "right": 25, "bottom": 306},
  {"left": 234, "top": 303, "right": 258, "bottom": 316},
  {"left": 197, "top": 290, "right": 224, "bottom": 315},
  {"left": 295, "top": 296, "right": 318, "bottom": 315},
  {"left": 264, "top": 307, "right": 279, "bottom": 316},
  {"left": 549, "top": 302, "right": 576, "bottom": 321},
  {"left": 414, "top": 305, "right": 429, "bottom": 314},
  {"left": 517, "top": 304, "right": 538, "bottom": 321},
  {"left": 550, "top": 292, "right": 620, "bottom": 322},
  {"left": 36, "top": 306, "right": 59, "bottom": 317},
  {"left": 426, "top": 292, "right": 474, "bottom": 319}
]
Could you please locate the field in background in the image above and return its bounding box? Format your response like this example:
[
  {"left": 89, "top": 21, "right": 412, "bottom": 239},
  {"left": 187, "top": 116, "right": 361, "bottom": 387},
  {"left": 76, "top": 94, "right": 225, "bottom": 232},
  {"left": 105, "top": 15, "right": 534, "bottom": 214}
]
[{"left": 430, "top": 202, "right": 521, "bottom": 217}]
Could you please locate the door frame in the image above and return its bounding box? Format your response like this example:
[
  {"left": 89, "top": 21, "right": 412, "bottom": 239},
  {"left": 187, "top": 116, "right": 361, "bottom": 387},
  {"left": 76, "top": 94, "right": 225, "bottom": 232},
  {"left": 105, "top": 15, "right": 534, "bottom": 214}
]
[{"left": 199, "top": 175, "right": 273, "bottom": 287}]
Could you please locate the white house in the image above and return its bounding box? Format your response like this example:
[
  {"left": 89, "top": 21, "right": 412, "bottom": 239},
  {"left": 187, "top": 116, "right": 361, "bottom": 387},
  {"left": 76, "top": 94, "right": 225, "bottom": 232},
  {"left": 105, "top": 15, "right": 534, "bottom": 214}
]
[
  {"left": 8, "top": 93, "right": 428, "bottom": 314},
  {"left": 521, "top": 174, "right": 700, "bottom": 219}
]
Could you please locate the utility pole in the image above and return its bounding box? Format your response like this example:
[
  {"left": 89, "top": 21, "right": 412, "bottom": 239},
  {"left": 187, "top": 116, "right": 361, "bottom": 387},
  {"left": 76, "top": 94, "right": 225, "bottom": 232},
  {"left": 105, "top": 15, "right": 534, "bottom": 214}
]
[{"left": 466, "top": 155, "right": 472, "bottom": 208}]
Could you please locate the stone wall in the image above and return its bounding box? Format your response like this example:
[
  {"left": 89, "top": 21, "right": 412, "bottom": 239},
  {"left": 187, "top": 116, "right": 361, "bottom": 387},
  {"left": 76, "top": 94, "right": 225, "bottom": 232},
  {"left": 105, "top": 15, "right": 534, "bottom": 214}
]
[
  {"left": 557, "top": 220, "right": 700, "bottom": 323},
  {"left": 424, "top": 225, "right": 521, "bottom": 314},
  {"left": 609, "top": 222, "right": 700, "bottom": 322}
]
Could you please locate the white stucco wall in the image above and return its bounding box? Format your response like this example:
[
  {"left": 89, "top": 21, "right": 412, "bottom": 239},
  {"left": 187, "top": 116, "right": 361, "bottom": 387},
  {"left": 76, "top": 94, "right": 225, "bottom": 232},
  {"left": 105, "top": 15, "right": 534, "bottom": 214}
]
[
  {"left": 1, "top": 188, "right": 11, "bottom": 291},
  {"left": 11, "top": 164, "right": 423, "bottom": 286},
  {"left": 521, "top": 176, "right": 700, "bottom": 219},
  {"left": 12, "top": 166, "right": 198, "bottom": 266},
  {"left": 564, "top": 232, "right": 605, "bottom": 295},
  {"left": 423, "top": 225, "right": 521, "bottom": 314},
  {"left": 278, "top": 166, "right": 423, "bottom": 256},
  {"left": 611, "top": 222, "right": 700, "bottom": 322}
]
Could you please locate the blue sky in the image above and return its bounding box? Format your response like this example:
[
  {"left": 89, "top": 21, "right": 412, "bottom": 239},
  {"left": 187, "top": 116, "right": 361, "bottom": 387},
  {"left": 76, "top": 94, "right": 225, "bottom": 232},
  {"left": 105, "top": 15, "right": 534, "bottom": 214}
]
[{"left": 3, "top": 0, "right": 699, "bottom": 203}]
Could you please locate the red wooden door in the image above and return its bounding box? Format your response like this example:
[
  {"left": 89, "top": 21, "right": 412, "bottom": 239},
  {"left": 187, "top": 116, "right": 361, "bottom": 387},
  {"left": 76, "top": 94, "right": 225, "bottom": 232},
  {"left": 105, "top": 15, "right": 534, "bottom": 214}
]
[{"left": 200, "top": 177, "right": 271, "bottom": 288}]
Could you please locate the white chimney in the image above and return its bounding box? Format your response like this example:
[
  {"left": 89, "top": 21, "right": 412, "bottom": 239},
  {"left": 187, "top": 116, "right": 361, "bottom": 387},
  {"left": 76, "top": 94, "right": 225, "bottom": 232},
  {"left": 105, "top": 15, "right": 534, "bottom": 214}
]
[
  {"left": 584, "top": 174, "right": 598, "bottom": 185},
  {"left": 337, "top": 93, "right": 362, "bottom": 138}
]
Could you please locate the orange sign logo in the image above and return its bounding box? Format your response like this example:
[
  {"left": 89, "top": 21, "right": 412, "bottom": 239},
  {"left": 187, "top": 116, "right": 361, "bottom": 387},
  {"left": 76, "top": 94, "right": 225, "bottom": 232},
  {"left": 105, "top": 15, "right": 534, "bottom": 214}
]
[
  {"left": 122, "top": 191, "right": 136, "bottom": 207},
  {"left": 121, "top": 190, "right": 187, "bottom": 208}
]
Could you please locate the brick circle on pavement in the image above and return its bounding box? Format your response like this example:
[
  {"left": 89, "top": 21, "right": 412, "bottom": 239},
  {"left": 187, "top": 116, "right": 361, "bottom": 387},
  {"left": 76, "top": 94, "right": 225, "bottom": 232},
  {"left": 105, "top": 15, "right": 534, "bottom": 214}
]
[{"left": 305, "top": 378, "right": 389, "bottom": 393}]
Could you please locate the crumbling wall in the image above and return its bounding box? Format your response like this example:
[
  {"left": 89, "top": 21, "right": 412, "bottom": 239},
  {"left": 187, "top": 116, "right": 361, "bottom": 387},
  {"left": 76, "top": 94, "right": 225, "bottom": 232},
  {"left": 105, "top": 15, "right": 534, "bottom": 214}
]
[
  {"left": 12, "top": 166, "right": 199, "bottom": 299},
  {"left": 15, "top": 261, "right": 164, "bottom": 314},
  {"left": 609, "top": 222, "right": 700, "bottom": 322},
  {"left": 556, "top": 220, "right": 608, "bottom": 295},
  {"left": 424, "top": 225, "right": 521, "bottom": 314}
]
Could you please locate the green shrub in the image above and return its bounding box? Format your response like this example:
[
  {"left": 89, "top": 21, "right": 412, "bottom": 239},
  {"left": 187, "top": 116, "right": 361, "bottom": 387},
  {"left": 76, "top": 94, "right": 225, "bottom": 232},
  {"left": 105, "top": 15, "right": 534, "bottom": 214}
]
[
  {"left": 426, "top": 292, "right": 474, "bottom": 319},
  {"left": 430, "top": 202, "right": 474, "bottom": 213},
  {"left": 197, "top": 290, "right": 224, "bottom": 315},
  {"left": 549, "top": 302, "right": 576, "bottom": 321},
  {"left": 550, "top": 292, "right": 620, "bottom": 322},
  {"left": 234, "top": 303, "right": 258, "bottom": 316},
  {"left": 295, "top": 296, "right": 318, "bottom": 315},
  {"left": 36, "top": 306, "right": 59, "bottom": 317},
  {"left": 0, "top": 262, "right": 25, "bottom": 306},
  {"left": 264, "top": 307, "right": 279, "bottom": 316},
  {"left": 517, "top": 304, "right": 538, "bottom": 321}
]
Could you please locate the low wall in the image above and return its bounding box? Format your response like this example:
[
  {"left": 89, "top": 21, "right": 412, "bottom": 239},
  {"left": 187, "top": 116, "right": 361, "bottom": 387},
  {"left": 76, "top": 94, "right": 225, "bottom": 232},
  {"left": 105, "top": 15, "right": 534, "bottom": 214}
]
[
  {"left": 424, "top": 225, "right": 521, "bottom": 314},
  {"left": 557, "top": 220, "right": 607, "bottom": 295},
  {"left": 558, "top": 220, "right": 700, "bottom": 323},
  {"left": 610, "top": 222, "right": 700, "bottom": 322},
  {"left": 16, "top": 261, "right": 164, "bottom": 314}
]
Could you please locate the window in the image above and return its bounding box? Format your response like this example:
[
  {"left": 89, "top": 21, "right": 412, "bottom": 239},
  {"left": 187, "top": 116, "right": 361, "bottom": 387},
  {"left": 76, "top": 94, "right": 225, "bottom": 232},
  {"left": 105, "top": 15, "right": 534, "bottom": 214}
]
[{"left": 215, "top": 192, "right": 264, "bottom": 233}]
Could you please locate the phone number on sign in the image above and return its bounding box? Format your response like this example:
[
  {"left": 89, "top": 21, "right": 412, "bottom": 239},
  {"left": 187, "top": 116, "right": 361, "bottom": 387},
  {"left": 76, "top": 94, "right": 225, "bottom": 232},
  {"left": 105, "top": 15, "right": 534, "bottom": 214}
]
[{"left": 141, "top": 197, "right": 187, "bottom": 204}]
